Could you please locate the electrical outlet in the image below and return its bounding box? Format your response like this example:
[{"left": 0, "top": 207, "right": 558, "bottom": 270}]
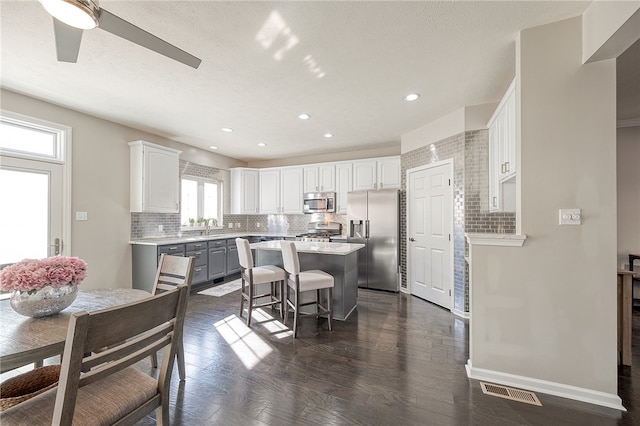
[
  {"left": 236, "top": 223, "right": 241, "bottom": 228},
  {"left": 228, "top": 223, "right": 233, "bottom": 229},
  {"left": 158, "top": 225, "right": 163, "bottom": 232},
  {"left": 559, "top": 208, "right": 581, "bottom": 225},
  {"left": 75, "top": 211, "right": 88, "bottom": 221},
  {"left": 256, "top": 222, "right": 261, "bottom": 228}
]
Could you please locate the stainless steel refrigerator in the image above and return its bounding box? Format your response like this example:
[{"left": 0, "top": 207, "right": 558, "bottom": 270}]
[{"left": 347, "top": 189, "right": 400, "bottom": 292}]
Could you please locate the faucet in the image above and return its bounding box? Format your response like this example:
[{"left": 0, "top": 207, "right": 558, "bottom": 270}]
[{"left": 201, "top": 219, "right": 212, "bottom": 236}]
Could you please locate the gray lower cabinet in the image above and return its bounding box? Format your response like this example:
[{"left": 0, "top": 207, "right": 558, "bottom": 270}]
[
  {"left": 133, "top": 236, "right": 264, "bottom": 292},
  {"left": 133, "top": 243, "right": 186, "bottom": 293},
  {"left": 208, "top": 240, "right": 227, "bottom": 280},
  {"left": 186, "top": 241, "right": 208, "bottom": 285},
  {"left": 226, "top": 239, "right": 240, "bottom": 275}
]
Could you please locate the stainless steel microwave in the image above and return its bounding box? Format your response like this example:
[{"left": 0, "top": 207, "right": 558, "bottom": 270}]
[{"left": 303, "top": 192, "right": 336, "bottom": 214}]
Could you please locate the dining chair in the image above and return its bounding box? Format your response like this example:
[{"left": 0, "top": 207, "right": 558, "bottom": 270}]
[
  {"left": 150, "top": 254, "right": 194, "bottom": 381},
  {"left": 280, "top": 240, "right": 334, "bottom": 338},
  {"left": 0, "top": 284, "right": 189, "bottom": 426},
  {"left": 236, "top": 238, "right": 286, "bottom": 326}
]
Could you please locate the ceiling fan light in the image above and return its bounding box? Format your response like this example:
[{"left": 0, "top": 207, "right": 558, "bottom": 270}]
[{"left": 41, "top": 0, "right": 99, "bottom": 30}]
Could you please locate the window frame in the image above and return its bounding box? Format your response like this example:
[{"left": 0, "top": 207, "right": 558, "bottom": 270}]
[{"left": 180, "top": 175, "right": 223, "bottom": 230}]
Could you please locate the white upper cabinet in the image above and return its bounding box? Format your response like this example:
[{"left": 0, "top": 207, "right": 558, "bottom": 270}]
[
  {"left": 352, "top": 156, "right": 400, "bottom": 191},
  {"left": 259, "top": 167, "right": 304, "bottom": 214},
  {"left": 280, "top": 167, "right": 304, "bottom": 213},
  {"left": 230, "top": 168, "right": 259, "bottom": 214},
  {"left": 259, "top": 168, "right": 280, "bottom": 214},
  {"left": 488, "top": 78, "right": 516, "bottom": 212},
  {"left": 129, "top": 141, "right": 181, "bottom": 213},
  {"left": 303, "top": 164, "right": 336, "bottom": 193},
  {"left": 335, "top": 162, "right": 353, "bottom": 214}
]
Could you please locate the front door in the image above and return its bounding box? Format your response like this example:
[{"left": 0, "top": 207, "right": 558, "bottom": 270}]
[
  {"left": 407, "top": 162, "right": 453, "bottom": 309},
  {"left": 0, "top": 156, "right": 64, "bottom": 264}
]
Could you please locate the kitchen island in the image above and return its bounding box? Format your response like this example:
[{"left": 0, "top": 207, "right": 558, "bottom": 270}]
[{"left": 250, "top": 241, "right": 364, "bottom": 320}]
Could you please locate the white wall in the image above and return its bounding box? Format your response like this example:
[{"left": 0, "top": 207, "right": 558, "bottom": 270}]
[
  {"left": 617, "top": 125, "right": 640, "bottom": 266},
  {"left": 470, "top": 15, "right": 619, "bottom": 403},
  {"left": 0, "top": 89, "right": 242, "bottom": 290}
]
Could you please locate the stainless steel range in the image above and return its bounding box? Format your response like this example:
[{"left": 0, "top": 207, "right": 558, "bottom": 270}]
[{"left": 296, "top": 221, "right": 342, "bottom": 242}]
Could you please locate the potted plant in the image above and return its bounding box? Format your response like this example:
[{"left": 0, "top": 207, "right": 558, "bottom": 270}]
[
  {"left": 188, "top": 218, "right": 195, "bottom": 227},
  {"left": 196, "top": 217, "right": 205, "bottom": 227}
]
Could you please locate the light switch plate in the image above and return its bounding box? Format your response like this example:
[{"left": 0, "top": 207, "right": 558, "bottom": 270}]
[
  {"left": 75, "top": 211, "right": 88, "bottom": 221},
  {"left": 559, "top": 208, "right": 581, "bottom": 225}
]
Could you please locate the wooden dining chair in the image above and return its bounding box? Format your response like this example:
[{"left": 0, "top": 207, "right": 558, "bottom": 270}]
[
  {"left": 280, "top": 241, "right": 334, "bottom": 338},
  {"left": 0, "top": 284, "right": 189, "bottom": 426},
  {"left": 236, "top": 238, "right": 286, "bottom": 326},
  {"left": 150, "top": 254, "right": 194, "bottom": 381}
]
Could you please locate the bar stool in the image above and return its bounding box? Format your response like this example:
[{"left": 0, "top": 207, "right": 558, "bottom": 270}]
[
  {"left": 236, "top": 238, "right": 286, "bottom": 326},
  {"left": 280, "top": 240, "right": 334, "bottom": 338}
]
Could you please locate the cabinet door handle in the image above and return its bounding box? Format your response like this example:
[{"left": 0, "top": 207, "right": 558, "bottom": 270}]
[
  {"left": 380, "top": 183, "right": 383, "bottom": 189},
  {"left": 504, "top": 162, "right": 510, "bottom": 173},
  {"left": 493, "top": 197, "right": 497, "bottom": 207}
]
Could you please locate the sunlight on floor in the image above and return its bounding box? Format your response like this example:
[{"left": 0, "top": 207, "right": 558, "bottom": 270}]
[{"left": 214, "top": 311, "right": 292, "bottom": 369}]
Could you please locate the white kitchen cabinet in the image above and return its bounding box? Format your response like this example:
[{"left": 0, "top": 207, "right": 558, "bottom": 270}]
[
  {"left": 259, "top": 168, "right": 280, "bottom": 214},
  {"left": 488, "top": 78, "right": 516, "bottom": 212},
  {"left": 335, "top": 162, "right": 353, "bottom": 214},
  {"left": 281, "top": 167, "right": 304, "bottom": 213},
  {"left": 259, "top": 167, "right": 303, "bottom": 214},
  {"left": 129, "top": 140, "right": 181, "bottom": 213},
  {"left": 230, "top": 168, "right": 259, "bottom": 214},
  {"left": 303, "top": 164, "right": 335, "bottom": 193},
  {"left": 352, "top": 156, "right": 400, "bottom": 191}
]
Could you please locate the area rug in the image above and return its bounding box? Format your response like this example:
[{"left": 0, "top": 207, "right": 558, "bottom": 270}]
[{"left": 198, "top": 279, "right": 242, "bottom": 297}]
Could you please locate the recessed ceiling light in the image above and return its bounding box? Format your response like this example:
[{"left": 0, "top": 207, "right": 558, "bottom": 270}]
[
  {"left": 324, "top": 133, "right": 333, "bottom": 138},
  {"left": 404, "top": 93, "right": 420, "bottom": 102},
  {"left": 221, "top": 127, "right": 233, "bottom": 133},
  {"left": 257, "top": 142, "right": 266, "bottom": 147},
  {"left": 209, "top": 146, "right": 218, "bottom": 150},
  {"left": 298, "top": 113, "right": 311, "bottom": 120}
]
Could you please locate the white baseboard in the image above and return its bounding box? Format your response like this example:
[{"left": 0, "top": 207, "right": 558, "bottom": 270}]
[
  {"left": 465, "top": 360, "right": 626, "bottom": 411},
  {"left": 453, "top": 308, "right": 469, "bottom": 319}
]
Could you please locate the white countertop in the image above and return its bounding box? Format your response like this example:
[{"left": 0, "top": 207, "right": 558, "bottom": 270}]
[
  {"left": 130, "top": 233, "right": 298, "bottom": 246},
  {"left": 250, "top": 240, "right": 364, "bottom": 255}
]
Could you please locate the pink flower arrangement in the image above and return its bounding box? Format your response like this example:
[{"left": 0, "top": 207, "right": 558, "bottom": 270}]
[{"left": 0, "top": 256, "right": 87, "bottom": 294}]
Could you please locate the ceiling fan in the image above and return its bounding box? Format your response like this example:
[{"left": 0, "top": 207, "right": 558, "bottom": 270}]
[{"left": 40, "top": 0, "right": 201, "bottom": 68}]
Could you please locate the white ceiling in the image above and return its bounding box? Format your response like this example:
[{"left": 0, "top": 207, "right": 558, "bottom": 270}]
[{"left": 2, "top": 1, "right": 634, "bottom": 163}]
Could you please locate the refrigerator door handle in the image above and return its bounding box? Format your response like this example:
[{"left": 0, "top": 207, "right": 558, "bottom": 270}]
[{"left": 365, "top": 220, "right": 370, "bottom": 239}]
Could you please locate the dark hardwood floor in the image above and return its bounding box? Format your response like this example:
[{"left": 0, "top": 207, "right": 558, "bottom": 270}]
[{"left": 138, "top": 282, "right": 638, "bottom": 425}]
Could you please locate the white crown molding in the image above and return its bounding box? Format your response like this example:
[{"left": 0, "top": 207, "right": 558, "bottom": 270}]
[
  {"left": 465, "top": 361, "right": 626, "bottom": 412},
  {"left": 617, "top": 118, "right": 640, "bottom": 128}
]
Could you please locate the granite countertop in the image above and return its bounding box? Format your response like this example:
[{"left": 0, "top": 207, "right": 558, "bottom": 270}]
[
  {"left": 130, "top": 233, "right": 299, "bottom": 246},
  {"left": 250, "top": 240, "right": 364, "bottom": 255}
]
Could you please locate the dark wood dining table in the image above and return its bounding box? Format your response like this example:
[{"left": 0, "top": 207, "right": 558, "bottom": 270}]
[{"left": 0, "top": 288, "right": 150, "bottom": 374}]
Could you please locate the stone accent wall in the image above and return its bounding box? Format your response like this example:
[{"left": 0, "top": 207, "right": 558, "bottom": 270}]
[{"left": 401, "top": 129, "right": 516, "bottom": 314}]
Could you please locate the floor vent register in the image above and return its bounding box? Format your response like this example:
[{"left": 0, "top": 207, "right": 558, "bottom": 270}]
[{"left": 480, "top": 382, "right": 542, "bottom": 406}]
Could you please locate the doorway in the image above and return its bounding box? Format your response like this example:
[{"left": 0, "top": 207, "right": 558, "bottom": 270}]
[{"left": 407, "top": 161, "right": 453, "bottom": 310}]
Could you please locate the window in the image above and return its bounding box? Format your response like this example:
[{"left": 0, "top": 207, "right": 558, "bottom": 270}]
[
  {"left": 1, "top": 111, "right": 66, "bottom": 161},
  {"left": 180, "top": 176, "right": 223, "bottom": 227}
]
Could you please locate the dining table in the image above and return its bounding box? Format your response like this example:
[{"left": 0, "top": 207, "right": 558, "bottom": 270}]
[{"left": 0, "top": 288, "right": 150, "bottom": 374}]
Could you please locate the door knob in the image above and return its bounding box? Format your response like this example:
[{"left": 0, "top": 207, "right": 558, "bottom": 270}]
[{"left": 409, "top": 237, "right": 415, "bottom": 242}]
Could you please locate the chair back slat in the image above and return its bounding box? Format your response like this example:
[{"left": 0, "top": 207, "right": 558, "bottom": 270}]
[
  {"left": 236, "top": 238, "right": 254, "bottom": 269},
  {"left": 280, "top": 241, "right": 300, "bottom": 275},
  {"left": 151, "top": 254, "right": 194, "bottom": 295}
]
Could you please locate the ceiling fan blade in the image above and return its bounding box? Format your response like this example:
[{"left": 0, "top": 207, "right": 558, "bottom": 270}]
[
  {"left": 53, "top": 18, "right": 83, "bottom": 63},
  {"left": 97, "top": 9, "right": 201, "bottom": 69}
]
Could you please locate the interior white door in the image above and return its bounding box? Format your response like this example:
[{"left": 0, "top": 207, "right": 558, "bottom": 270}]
[
  {"left": 0, "top": 156, "right": 64, "bottom": 264},
  {"left": 408, "top": 162, "right": 453, "bottom": 309}
]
